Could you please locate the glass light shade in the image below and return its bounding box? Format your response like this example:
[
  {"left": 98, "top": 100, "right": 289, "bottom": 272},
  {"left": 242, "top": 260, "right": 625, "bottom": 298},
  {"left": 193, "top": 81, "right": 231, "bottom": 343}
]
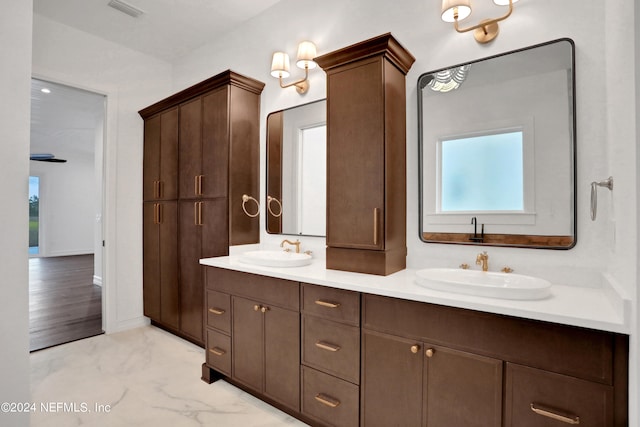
[
  {"left": 493, "top": 0, "right": 518, "bottom": 5},
  {"left": 271, "top": 52, "right": 291, "bottom": 78},
  {"left": 441, "top": 0, "right": 471, "bottom": 22},
  {"left": 295, "top": 41, "right": 317, "bottom": 70}
]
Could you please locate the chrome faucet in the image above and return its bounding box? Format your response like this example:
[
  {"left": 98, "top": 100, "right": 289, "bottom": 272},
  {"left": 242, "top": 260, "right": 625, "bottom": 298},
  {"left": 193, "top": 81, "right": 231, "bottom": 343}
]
[
  {"left": 280, "top": 239, "right": 301, "bottom": 253},
  {"left": 476, "top": 251, "right": 489, "bottom": 272}
]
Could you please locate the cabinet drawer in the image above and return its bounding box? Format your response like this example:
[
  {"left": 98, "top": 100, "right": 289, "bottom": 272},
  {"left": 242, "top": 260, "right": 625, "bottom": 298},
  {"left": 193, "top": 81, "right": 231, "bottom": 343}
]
[
  {"left": 301, "top": 366, "right": 359, "bottom": 427},
  {"left": 206, "top": 329, "right": 231, "bottom": 376},
  {"left": 302, "top": 315, "right": 360, "bottom": 384},
  {"left": 206, "top": 267, "right": 299, "bottom": 310},
  {"left": 302, "top": 283, "right": 360, "bottom": 326},
  {"left": 505, "top": 363, "right": 613, "bottom": 427},
  {"left": 206, "top": 290, "right": 230, "bottom": 333},
  {"left": 363, "top": 294, "right": 614, "bottom": 384}
]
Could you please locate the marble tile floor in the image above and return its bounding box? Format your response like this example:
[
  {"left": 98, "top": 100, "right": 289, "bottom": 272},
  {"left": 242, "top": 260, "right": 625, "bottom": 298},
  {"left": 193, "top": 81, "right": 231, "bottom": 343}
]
[{"left": 31, "top": 325, "right": 308, "bottom": 426}]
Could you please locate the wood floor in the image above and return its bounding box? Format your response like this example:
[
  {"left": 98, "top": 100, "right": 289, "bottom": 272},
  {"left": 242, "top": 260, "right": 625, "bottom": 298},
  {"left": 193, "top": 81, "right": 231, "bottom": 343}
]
[{"left": 29, "top": 254, "right": 103, "bottom": 352}]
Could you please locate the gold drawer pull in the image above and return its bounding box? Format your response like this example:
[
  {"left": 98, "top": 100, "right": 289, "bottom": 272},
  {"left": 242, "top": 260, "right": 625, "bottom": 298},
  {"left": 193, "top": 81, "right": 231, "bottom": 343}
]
[
  {"left": 209, "top": 347, "right": 226, "bottom": 356},
  {"left": 530, "top": 403, "right": 580, "bottom": 425},
  {"left": 315, "top": 300, "right": 341, "bottom": 309},
  {"left": 315, "top": 393, "right": 341, "bottom": 408},
  {"left": 208, "top": 308, "right": 225, "bottom": 315},
  {"left": 315, "top": 341, "right": 341, "bottom": 352}
]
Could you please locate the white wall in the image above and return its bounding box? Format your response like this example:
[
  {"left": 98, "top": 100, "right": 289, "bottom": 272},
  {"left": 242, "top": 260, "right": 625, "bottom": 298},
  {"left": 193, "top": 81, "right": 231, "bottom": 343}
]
[
  {"left": 32, "top": 14, "right": 174, "bottom": 333},
  {"left": 172, "top": 0, "right": 637, "bottom": 422},
  {"left": 30, "top": 153, "right": 95, "bottom": 257},
  {"left": 0, "top": 2, "right": 32, "bottom": 425}
]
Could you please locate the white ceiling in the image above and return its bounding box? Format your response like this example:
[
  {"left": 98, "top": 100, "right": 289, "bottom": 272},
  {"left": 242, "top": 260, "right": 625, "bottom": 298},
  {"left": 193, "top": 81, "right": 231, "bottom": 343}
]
[
  {"left": 31, "top": 79, "right": 105, "bottom": 160},
  {"left": 33, "top": 0, "right": 284, "bottom": 62}
]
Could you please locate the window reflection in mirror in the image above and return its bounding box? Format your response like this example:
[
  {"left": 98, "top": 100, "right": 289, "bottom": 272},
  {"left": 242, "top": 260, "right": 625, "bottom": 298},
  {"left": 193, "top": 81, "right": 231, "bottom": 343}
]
[
  {"left": 419, "top": 39, "right": 576, "bottom": 248},
  {"left": 266, "top": 99, "right": 326, "bottom": 236}
]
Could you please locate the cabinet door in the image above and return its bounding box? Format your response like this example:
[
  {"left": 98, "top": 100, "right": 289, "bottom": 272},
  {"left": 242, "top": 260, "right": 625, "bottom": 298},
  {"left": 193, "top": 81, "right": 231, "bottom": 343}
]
[
  {"left": 326, "top": 59, "right": 385, "bottom": 250},
  {"left": 361, "top": 330, "right": 423, "bottom": 427},
  {"left": 178, "top": 200, "right": 204, "bottom": 343},
  {"left": 143, "top": 109, "right": 178, "bottom": 201},
  {"left": 425, "top": 345, "right": 502, "bottom": 427},
  {"left": 232, "top": 296, "right": 264, "bottom": 392},
  {"left": 143, "top": 202, "right": 178, "bottom": 329},
  {"left": 179, "top": 97, "right": 203, "bottom": 199},
  {"left": 264, "top": 305, "right": 300, "bottom": 410},
  {"left": 201, "top": 87, "right": 229, "bottom": 199},
  {"left": 200, "top": 198, "right": 228, "bottom": 258}
]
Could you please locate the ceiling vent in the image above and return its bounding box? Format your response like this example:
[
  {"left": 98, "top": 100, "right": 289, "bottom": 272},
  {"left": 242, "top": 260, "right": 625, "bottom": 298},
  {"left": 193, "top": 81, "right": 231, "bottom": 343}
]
[{"left": 108, "top": 0, "right": 145, "bottom": 18}]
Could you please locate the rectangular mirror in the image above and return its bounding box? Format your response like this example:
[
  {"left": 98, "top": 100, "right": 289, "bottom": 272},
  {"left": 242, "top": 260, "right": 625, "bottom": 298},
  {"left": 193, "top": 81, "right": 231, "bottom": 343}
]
[
  {"left": 418, "top": 39, "right": 576, "bottom": 249},
  {"left": 266, "top": 99, "right": 326, "bottom": 236}
]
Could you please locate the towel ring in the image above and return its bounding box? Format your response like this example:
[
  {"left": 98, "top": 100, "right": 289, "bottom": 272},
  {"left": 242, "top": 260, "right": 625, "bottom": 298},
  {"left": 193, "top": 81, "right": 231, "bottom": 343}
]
[
  {"left": 241, "top": 194, "right": 260, "bottom": 218},
  {"left": 267, "top": 196, "right": 283, "bottom": 218},
  {"left": 590, "top": 176, "right": 613, "bottom": 221}
]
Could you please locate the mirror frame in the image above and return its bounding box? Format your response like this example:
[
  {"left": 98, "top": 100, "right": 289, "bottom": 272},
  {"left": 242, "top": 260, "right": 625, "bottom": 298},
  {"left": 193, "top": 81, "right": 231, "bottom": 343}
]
[
  {"left": 417, "top": 38, "right": 577, "bottom": 249},
  {"left": 266, "top": 98, "right": 327, "bottom": 237}
]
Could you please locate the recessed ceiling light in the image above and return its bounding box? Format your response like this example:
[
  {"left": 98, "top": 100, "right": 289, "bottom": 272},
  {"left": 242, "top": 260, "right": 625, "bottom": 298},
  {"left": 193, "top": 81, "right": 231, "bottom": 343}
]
[{"left": 41, "top": 88, "right": 51, "bottom": 94}]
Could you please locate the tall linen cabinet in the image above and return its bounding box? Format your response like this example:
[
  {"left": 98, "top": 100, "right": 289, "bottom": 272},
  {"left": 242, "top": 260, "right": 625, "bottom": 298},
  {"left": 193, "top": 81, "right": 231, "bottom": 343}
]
[{"left": 140, "top": 71, "right": 264, "bottom": 345}]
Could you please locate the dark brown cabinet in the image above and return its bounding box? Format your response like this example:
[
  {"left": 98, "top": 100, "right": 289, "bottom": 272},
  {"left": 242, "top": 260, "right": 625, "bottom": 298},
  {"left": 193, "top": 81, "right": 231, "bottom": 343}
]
[
  {"left": 204, "top": 268, "right": 301, "bottom": 413},
  {"left": 142, "top": 201, "right": 178, "bottom": 329},
  {"left": 361, "top": 329, "right": 502, "bottom": 427},
  {"left": 139, "top": 70, "right": 264, "bottom": 346},
  {"left": 315, "top": 33, "right": 415, "bottom": 276}
]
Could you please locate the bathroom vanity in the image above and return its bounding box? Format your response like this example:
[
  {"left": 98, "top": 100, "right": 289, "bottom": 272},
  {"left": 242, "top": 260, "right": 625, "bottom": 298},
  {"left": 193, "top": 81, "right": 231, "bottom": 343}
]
[{"left": 200, "top": 256, "right": 629, "bottom": 427}]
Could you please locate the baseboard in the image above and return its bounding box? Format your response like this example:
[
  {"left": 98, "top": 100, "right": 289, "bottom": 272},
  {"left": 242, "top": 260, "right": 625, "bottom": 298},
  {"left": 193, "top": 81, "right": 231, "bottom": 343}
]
[
  {"left": 93, "top": 275, "right": 103, "bottom": 287},
  {"left": 105, "top": 316, "right": 150, "bottom": 334}
]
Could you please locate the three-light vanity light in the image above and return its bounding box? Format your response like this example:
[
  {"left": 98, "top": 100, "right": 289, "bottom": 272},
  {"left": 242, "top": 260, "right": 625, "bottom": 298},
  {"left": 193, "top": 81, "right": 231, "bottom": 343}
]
[
  {"left": 270, "top": 41, "right": 317, "bottom": 94},
  {"left": 441, "top": 0, "right": 518, "bottom": 44}
]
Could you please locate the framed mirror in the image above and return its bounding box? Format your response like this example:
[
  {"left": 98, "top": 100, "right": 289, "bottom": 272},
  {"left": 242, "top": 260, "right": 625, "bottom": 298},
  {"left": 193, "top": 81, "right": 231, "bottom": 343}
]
[
  {"left": 418, "top": 39, "right": 576, "bottom": 249},
  {"left": 266, "top": 99, "right": 326, "bottom": 236}
]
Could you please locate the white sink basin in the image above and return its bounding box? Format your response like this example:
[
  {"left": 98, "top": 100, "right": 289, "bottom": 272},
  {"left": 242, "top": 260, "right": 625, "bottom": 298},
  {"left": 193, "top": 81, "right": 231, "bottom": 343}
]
[
  {"left": 415, "top": 268, "right": 551, "bottom": 300},
  {"left": 239, "top": 250, "right": 313, "bottom": 268}
]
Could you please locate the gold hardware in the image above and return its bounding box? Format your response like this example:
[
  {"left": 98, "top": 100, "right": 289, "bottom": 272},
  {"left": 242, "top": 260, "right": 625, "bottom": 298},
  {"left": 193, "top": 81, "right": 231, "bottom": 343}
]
[
  {"left": 425, "top": 348, "right": 434, "bottom": 358},
  {"left": 198, "top": 202, "right": 202, "bottom": 226},
  {"left": 475, "top": 251, "right": 489, "bottom": 272},
  {"left": 209, "top": 347, "right": 226, "bottom": 356},
  {"left": 208, "top": 308, "right": 225, "bottom": 315},
  {"left": 315, "top": 341, "right": 341, "bottom": 352},
  {"left": 501, "top": 266, "right": 514, "bottom": 273},
  {"left": 267, "top": 196, "right": 283, "bottom": 217},
  {"left": 304, "top": 250, "right": 313, "bottom": 255},
  {"left": 194, "top": 175, "right": 199, "bottom": 196},
  {"left": 260, "top": 306, "right": 269, "bottom": 313},
  {"left": 459, "top": 263, "right": 469, "bottom": 269},
  {"left": 153, "top": 180, "right": 160, "bottom": 199},
  {"left": 410, "top": 345, "right": 420, "bottom": 354},
  {"left": 530, "top": 403, "right": 580, "bottom": 425},
  {"left": 194, "top": 202, "right": 202, "bottom": 226},
  {"left": 158, "top": 180, "right": 163, "bottom": 199},
  {"left": 253, "top": 304, "right": 261, "bottom": 312},
  {"left": 158, "top": 203, "right": 163, "bottom": 224},
  {"left": 442, "top": 0, "right": 517, "bottom": 44},
  {"left": 241, "top": 194, "right": 260, "bottom": 218},
  {"left": 314, "top": 393, "right": 341, "bottom": 408},
  {"left": 373, "top": 208, "right": 380, "bottom": 245},
  {"left": 280, "top": 239, "right": 301, "bottom": 253},
  {"left": 315, "top": 300, "right": 340, "bottom": 309},
  {"left": 271, "top": 42, "right": 317, "bottom": 95},
  {"left": 198, "top": 175, "right": 203, "bottom": 196},
  {"left": 153, "top": 203, "right": 158, "bottom": 225}
]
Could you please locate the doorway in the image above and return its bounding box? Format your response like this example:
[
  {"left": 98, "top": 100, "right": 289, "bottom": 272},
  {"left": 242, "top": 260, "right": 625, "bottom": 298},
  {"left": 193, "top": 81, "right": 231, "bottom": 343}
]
[{"left": 29, "top": 78, "right": 106, "bottom": 351}]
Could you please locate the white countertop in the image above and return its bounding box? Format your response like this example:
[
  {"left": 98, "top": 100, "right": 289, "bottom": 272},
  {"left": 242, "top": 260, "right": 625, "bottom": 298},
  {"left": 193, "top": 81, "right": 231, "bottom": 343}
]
[{"left": 200, "top": 256, "right": 630, "bottom": 334}]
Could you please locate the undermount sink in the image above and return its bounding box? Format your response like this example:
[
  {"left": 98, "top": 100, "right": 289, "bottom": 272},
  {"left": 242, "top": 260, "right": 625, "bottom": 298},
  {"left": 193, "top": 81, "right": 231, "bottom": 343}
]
[
  {"left": 415, "top": 268, "right": 551, "bottom": 300},
  {"left": 239, "top": 250, "right": 313, "bottom": 268}
]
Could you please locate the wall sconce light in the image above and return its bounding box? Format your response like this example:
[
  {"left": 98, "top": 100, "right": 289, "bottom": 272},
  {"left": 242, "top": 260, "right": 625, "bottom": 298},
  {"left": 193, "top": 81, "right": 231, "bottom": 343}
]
[
  {"left": 441, "top": 0, "right": 518, "bottom": 44},
  {"left": 270, "top": 41, "right": 317, "bottom": 94}
]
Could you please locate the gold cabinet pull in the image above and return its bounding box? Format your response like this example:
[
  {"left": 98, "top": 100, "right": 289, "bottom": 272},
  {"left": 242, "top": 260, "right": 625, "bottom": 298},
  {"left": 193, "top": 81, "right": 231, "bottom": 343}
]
[
  {"left": 315, "top": 300, "right": 341, "bottom": 309},
  {"left": 153, "top": 203, "right": 158, "bottom": 225},
  {"left": 208, "top": 308, "right": 225, "bottom": 315},
  {"left": 194, "top": 175, "right": 203, "bottom": 196},
  {"left": 425, "top": 348, "right": 434, "bottom": 358},
  {"left": 530, "top": 403, "right": 580, "bottom": 425},
  {"left": 209, "top": 347, "right": 226, "bottom": 357},
  {"left": 373, "top": 207, "right": 380, "bottom": 245},
  {"left": 194, "top": 202, "right": 198, "bottom": 225},
  {"left": 315, "top": 341, "right": 341, "bottom": 352},
  {"left": 315, "top": 393, "right": 341, "bottom": 408},
  {"left": 198, "top": 175, "right": 203, "bottom": 196},
  {"left": 253, "top": 304, "right": 261, "bottom": 312},
  {"left": 260, "top": 306, "right": 270, "bottom": 313},
  {"left": 153, "top": 180, "right": 159, "bottom": 199},
  {"left": 198, "top": 202, "right": 202, "bottom": 225},
  {"left": 410, "top": 344, "right": 420, "bottom": 354},
  {"left": 157, "top": 203, "right": 163, "bottom": 224}
]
